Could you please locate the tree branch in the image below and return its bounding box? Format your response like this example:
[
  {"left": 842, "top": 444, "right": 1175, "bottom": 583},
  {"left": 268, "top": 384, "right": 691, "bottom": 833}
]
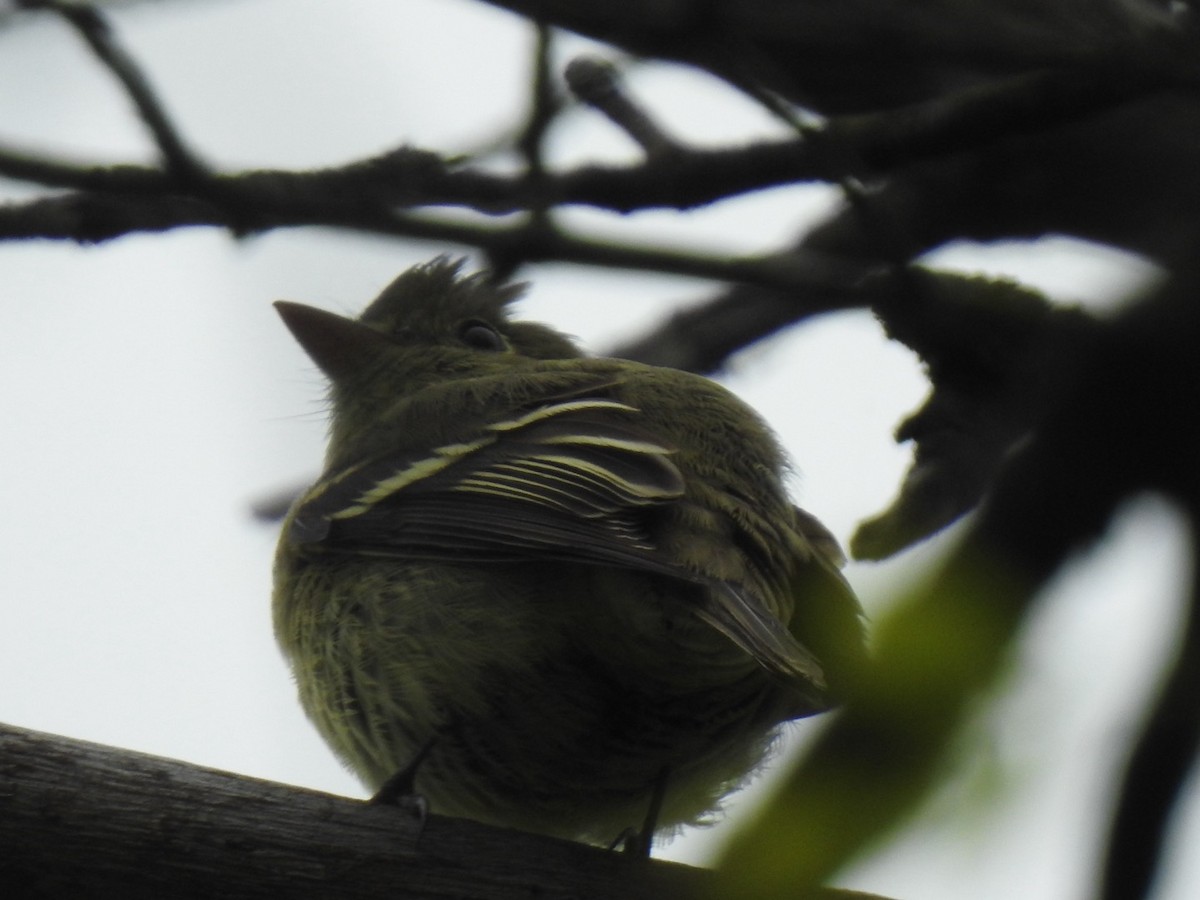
[
  {"left": 0, "top": 185, "right": 883, "bottom": 294},
  {"left": 565, "top": 55, "right": 684, "bottom": 160},
  {"left": 20, "top": 0, "right": 210, "bottom": 183},
  {"left": 0, "top": 721, "right": 893, "bottom": 900},
  {"left": 1099, "top": 548, "right": 1200, "bottom": 900},
  {"left": 716, "top": 252, "right": 1200, "bottom": 894},
  {"left": 478, "top": 0, "right": 1192, "bottom": 113},
  {"left": 852, "top": 271, "right": 1100, "bottom": 559},
  {"left": 0, "top": 53, "right": 1175, "bottom": 227}
]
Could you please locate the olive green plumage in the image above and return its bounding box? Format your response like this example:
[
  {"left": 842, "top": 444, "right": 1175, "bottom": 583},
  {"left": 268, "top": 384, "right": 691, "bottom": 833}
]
[{"left": 273, "top": 258, "right": 866, "bottom": 844}]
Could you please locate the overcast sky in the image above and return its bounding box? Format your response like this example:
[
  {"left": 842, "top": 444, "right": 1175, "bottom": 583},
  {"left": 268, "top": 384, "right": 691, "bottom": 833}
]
[{"left": 0, "top": 2, "right": 1196, "bottom": 897}]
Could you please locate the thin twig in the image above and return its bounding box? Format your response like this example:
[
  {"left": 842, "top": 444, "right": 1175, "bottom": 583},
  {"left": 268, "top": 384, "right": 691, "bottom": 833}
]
[
  {"left": 516, "top": 21, "right": 559, "bottom": 179},
  {"left": 564, "top": 55, "right": 682, "bottom": 159},
  {"left": 21, "top": 0, "right": 209, "bottom": 184},
  {"left": 490, "top": 21, "right": 560, "bottom": 281},
  {"left": 0, "top": 51, "right": 1173, "bottom": 226}
]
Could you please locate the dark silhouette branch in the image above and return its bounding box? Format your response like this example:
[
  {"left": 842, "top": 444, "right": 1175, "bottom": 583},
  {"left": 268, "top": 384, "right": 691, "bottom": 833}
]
[
  {"left": 19, "top": 0, "right": 210, "bottom": 184},
  {"left": 565, "top": 55, "right": 685, "bottom": 159},
  {"left": 0, "top": 185, "right": 883, "bottom": 294},
  {"left": 0, "top": 721, "right": 895, "bottom": 900},
  {"left": 852, "top": 271, "right": 1100, "bottom": 559},
  {"left": 477, "top": 0, "right": 1193, "bottom": 113},
  {"left": 0, "top": 50, "right": 1180, "bottom": 238},
  {"left": 1099, "top": 551, "right": 1200, "bottom": 900},
  {"left": 718, "top": 253, "right": 1200, "bottom": 894}
]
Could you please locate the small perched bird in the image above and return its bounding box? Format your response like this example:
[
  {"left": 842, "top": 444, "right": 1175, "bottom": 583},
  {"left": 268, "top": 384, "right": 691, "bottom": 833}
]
[{"left": 272, "top": 258, "right": 866, "bottom": 847}]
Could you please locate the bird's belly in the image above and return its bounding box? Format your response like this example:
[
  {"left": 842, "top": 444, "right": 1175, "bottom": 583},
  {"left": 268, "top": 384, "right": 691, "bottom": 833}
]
[{"left": 280, "top": 557, "right": 789, "bottom": 843}]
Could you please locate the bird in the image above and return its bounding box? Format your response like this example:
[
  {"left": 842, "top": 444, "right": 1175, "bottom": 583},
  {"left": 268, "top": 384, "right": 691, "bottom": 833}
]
[{"left": 271, "top": 257, "right": 866, "bottom": 848}]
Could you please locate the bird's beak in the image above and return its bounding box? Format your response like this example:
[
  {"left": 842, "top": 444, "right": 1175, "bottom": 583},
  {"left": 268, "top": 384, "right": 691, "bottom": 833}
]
[{"left": 274, "top": 301, "right": 393, "bottom": 383}]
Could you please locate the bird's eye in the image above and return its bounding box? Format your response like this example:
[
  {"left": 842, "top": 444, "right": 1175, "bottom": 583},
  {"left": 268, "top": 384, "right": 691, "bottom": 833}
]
[{"left": 459, "top": 320, "right": 506, "bottom": 352}]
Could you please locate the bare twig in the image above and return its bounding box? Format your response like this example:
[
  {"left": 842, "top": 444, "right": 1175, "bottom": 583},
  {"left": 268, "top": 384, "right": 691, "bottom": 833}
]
[
  {"left": 0, "top": 187, "right": 882, "bottom": 293},
  {"left": 608, "top": 275, "right": 867, "bottom": 372},
  {"left": 516, "top": 21, "right": 559, "bottom": 175},
  {"left": 565, "top": 56, "right": 682, "bottom": 159},
  {"left": 0, "top": 57, "right": 1166, "bottom": 226},
  {"left": 20, "top": 0, "right": 210, "bottom": 184}
]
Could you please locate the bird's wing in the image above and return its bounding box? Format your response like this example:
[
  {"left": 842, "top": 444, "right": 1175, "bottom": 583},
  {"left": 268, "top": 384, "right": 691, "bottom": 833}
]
[
  {"left": 288, "top": 396, "right": 682, "bottom": 560},
  {"left": 287, "top": 393, "right": 828, "bottom": 690}
]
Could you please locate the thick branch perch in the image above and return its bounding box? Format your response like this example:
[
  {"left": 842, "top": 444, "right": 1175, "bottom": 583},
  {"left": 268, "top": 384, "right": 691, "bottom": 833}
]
[
  {"left": 0, "top": 722, "right": 892, "bottom": 900},
  {"left": 0, "top": 722, "right": 705, "bottom": 899}
]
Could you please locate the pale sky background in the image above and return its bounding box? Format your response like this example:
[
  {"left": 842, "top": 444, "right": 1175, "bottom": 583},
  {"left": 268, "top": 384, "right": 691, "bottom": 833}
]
[{"left": 0, "top": 1, "right": 1196, "bottom": 897}]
